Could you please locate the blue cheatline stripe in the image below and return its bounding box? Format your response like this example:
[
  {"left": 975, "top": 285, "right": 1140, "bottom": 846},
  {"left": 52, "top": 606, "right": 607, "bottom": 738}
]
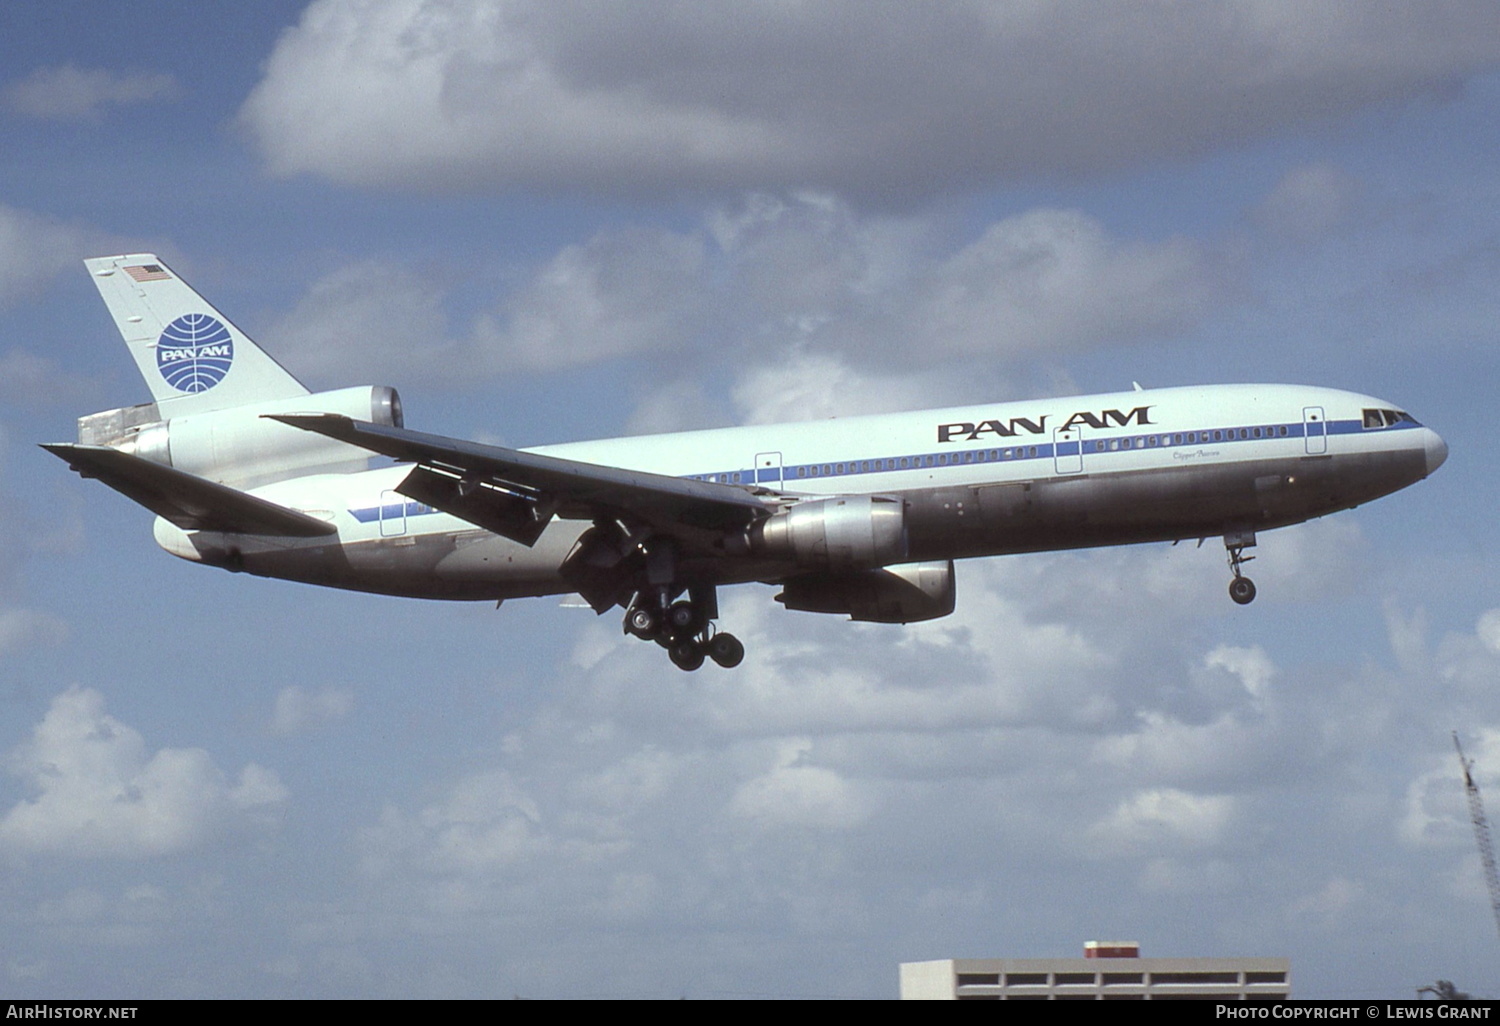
[
  {"left": 346, "top": 416, "right": 1423, "bottom": 521},
  {"left": 686, "top": 417, "right": 1422, "bottom": 487},
  {"left": 348, "top": 501, "right": 439, "bottom": 524}
]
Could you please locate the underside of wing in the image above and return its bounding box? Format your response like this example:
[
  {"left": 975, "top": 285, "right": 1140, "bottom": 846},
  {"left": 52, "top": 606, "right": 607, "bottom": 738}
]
[
  {"left": 266, "top": 414, "right": 773, "bottom": 546},
  {"left": 41, "top": 443, "right": 337, "bottom": 537}
]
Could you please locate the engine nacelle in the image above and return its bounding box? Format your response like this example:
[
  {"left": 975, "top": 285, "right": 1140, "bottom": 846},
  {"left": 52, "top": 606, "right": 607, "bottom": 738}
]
[
  {"left": 77, "top": 385, "right": 403, "bottom": 486},
  {"left": 776, "top": 560, "right": 956, "bottom": 623},
  {"left": 748, "top": 495, "right": 907, "bottom": 569}
]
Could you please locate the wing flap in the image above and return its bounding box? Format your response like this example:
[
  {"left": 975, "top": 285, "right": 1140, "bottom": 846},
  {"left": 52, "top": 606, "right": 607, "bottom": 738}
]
[
  {"left": 41, "top": 443, "right": 337, "bottom": 537},
  {"left": 267, "top": 414, "right": 770, "bottom": 544},
  {"left": 398, "top": 463, "right": 555, "bottom": 546}
]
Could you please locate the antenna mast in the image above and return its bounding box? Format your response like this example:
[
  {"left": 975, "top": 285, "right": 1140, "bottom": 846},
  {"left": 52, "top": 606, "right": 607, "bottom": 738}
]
[{"left": 1453, "top": 731, "right": 1500, "bottom": 943}]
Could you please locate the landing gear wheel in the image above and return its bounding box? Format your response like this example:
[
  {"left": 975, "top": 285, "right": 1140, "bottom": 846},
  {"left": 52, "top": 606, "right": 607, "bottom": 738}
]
[
  {"left": 669, "top": 639, "right": 705, "bottom": 671},
  {"left": 706, "top": 632, "right": 745, "bottom": 669},
  {"left": 1229, "top": 576, "right": 1257, "bottom": 605},
  {"left": 668, "top": 600, "right": 700, "bottom": 634},
  {"left": 625, "top": 604, "right": 659, "bottom": 639}
]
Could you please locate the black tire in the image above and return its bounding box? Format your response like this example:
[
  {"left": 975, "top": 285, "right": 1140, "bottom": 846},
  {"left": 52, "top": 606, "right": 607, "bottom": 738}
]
[
  {"left": 669, "top": 639, "right": 705, "bottom": 671},
  {"left": 706, "top": 633, "right": 745, "bottom": 668},
  {"left": 668, "top": 600, "right": 699, "bottom": 633},
  {"left": 1229, "top": 576, "right": 1257, "bottom": 605}
]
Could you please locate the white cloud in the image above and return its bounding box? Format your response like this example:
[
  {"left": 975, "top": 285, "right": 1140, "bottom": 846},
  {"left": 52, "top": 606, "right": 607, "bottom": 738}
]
[
  {"left": 270, "top": 686, "right": 355, "bottom": 736},
  {"left": 0, "top": 608, "right": 68, "bottom": 658},
  {"left": 1204, "top": 644, "right": 1277, "bottom": 701},
  {"left": 269, "top": 260, "right": 451, "bottom": 387},
  {"left": 1476, "top": 609, "right": 1500, "bottom": 656},
  {"left": 317, "top": 519, "right": 1489, "bottom": 996},
  {"left": 277, "top": 195, "right": 1224, "bottom": 394},
  {"left": 730, "top": 351, "right": 936, "bottom": 424},
  {"left": 728, "top": 739, "right": 872, "bottom": 830},
  {"left": 904, "top": 209, "right": 1218, "bottom": 360},
  {"left": 1255, "top": 163, "right": 1362, "bottom": 240},
  {"left": 0, "top": 205, "right": 113, "bottom": 308},
  {"left": 1090, "top": 787, "right": 1237, "bottom": 850},
  {"left": 470, "top": 227, "right": 710, "bottom": 372},
  {"left": 0, "top": 350, "right": 100, "bottom": 410},
  {"left": 239, "top": 0, "right": 1500, "bottom": 198},
  {"left": 0, "top": 689, "right": 287, "bottom": 858},
  {"left": 1, "top": 65, "right": 177, "bottom": 122}
]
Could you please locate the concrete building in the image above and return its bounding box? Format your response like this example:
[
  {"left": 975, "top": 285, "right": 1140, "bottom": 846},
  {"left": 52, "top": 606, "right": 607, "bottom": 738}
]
[{"left": 900, "top": 942, "right": 1290, "bottom": 1000}]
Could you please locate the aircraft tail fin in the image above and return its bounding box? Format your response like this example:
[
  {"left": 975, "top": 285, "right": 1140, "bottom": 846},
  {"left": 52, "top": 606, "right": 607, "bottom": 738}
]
[{"left": 85, "top": 254, "right": 308, "bottom": 417}]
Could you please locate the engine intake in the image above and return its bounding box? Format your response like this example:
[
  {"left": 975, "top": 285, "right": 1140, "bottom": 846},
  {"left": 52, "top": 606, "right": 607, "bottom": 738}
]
[{"left": 749, "top": 495, "right": 907, "bottom": 569}]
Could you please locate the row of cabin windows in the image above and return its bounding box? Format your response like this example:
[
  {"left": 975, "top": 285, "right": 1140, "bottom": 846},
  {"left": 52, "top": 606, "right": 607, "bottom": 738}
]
[
  {"left": 701, "top": 424, "right": 1305, "bottom": 484},
  {"left": 792, "top": 447, "right": 1044, "bottom": 478},
  {"left": 1092, "top": 425, "right": 1291, "bottom": 452}
]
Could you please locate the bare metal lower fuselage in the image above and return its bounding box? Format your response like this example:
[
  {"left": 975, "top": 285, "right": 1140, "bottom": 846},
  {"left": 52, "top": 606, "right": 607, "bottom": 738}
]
[{"left": 179, "top": 440, "right": 1430, "bottom": 602}]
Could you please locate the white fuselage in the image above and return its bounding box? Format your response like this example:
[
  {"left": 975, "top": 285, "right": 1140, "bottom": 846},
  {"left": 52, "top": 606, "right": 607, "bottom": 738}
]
[{"left": 153, "top": 383, "right": 1446, "bottom": 601}]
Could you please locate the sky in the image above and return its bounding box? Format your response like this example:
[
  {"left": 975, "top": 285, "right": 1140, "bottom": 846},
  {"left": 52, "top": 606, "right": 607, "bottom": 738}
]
[{"left": 2, "top": 0, "right": 1500, "bottom": 1000}]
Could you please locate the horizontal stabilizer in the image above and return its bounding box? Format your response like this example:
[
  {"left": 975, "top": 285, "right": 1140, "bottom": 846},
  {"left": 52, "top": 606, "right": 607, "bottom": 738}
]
[{"left": 41, "top": 443, "right": 337, "bottom": 537}]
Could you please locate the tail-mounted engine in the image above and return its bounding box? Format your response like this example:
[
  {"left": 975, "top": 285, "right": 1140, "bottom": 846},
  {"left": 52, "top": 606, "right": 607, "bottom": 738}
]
[
  {"left": 747, "top": 494, "right": 907, "bottom": 569},
  {"left": 76, "top": 385, "right": 403, "bottom": 486}
]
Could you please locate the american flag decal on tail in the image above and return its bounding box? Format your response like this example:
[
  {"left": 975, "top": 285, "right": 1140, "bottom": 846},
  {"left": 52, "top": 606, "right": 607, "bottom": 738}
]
[{"left": 124, "top": 264, "right": 171, "bottom": 282}]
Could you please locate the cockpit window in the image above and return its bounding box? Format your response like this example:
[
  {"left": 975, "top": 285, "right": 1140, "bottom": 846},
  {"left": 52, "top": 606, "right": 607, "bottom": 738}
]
[{"left": 1363, "top": 408, "right": 1421, "bottom": 429}]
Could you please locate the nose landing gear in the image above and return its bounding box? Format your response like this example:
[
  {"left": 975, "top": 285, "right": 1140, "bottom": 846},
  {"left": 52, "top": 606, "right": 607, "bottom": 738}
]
[{"left": 1224, "top": 528, "right": 1257, "bottom": 605}]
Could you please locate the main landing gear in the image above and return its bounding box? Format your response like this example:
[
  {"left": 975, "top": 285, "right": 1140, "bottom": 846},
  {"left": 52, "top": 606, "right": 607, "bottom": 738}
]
[
  {"left": 1224, "top": 528, "right": 1257, "bottom": 605},
  {"left": 623, "top": 586, "right": 745, "bottom": 671},
  {"left": 563, "top": 527, "right": 746, "bottom": 671}
]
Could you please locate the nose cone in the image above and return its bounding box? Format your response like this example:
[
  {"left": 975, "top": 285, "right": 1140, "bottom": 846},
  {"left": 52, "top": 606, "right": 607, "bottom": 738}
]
[{"left": 1425, "top": 429, "right": 1449, "bottom": 476}]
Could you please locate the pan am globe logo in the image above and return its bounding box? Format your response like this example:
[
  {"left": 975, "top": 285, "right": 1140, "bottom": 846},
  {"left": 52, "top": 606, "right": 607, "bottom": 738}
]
[{"left": 156, "top": 314, "right": 234, "bottom": 392}]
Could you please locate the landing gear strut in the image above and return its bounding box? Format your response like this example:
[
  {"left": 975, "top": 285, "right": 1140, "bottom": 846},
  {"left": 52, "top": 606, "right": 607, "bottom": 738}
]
[
  {"left": 1224, "top": 528, "right": 1257, "bottom": 605},
  {"left": 622, "top": 584, "right": 745, "bottom": 671}
]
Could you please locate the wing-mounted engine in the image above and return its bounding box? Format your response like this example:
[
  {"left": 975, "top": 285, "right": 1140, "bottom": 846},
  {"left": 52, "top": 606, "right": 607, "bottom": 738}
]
[
  {"left": 776, "top": 560, "right": 956, "bottom": 623},
  {"left": 77, "top": 385, "right": 403, "bottom": 487},
  {"left": 747, "top": 494, "right": 907, "bottom": 569}
]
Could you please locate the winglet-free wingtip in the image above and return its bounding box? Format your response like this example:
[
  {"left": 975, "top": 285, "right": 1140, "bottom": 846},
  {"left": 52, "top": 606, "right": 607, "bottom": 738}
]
[
  {"left": 263, "top": 412, "right": 357, "bottom": 436},
  {"left": 39, "top": 442, "right": 97, "bottom": 477}
]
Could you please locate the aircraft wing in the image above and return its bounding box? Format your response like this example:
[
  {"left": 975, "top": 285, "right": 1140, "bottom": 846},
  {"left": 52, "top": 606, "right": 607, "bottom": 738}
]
[
  {"left": 41, "top": 443, "right": 337, "bottom": 537},
  {"left": 267, "top": 414, "right": 773, "bottom": 546}
]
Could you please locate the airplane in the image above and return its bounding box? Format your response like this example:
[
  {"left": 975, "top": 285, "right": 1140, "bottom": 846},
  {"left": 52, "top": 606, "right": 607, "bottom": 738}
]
[{"left": 45, "top": 254, "right": 1449, "bottom": 671}]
